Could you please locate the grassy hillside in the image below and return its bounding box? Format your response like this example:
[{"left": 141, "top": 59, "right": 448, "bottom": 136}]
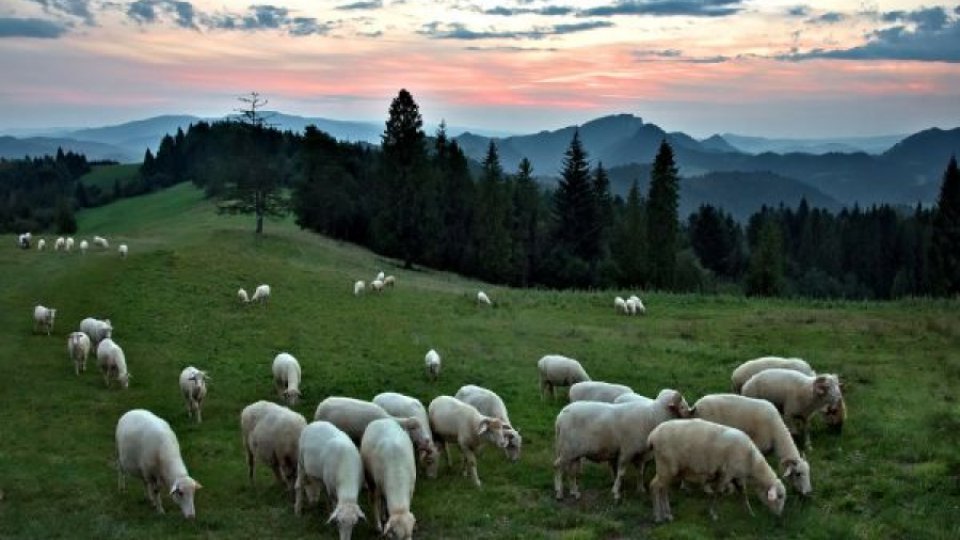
[
  {"left": 80, "top": 163, "right": 141, "bottom": 191},
  {"left": 2, "top": 183, "right": 959, "bottom": 539}
]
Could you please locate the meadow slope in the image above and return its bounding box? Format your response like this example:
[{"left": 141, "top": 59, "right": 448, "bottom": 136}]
[{"left": 1, "top": 183, "right": 959, "bottom": 539}]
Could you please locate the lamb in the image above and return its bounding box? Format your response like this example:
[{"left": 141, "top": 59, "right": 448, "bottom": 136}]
[
  {"left": 65, "top": 237, "right": 74, "bottom": 251},
  {"left": 93, "top": 235, "right": 109, "bottom": 248},
  {"left": 237, "top": 288, "right": 249, "bottom": 303},
  {"left": 692, "top": 394, "right": 811, "bottom": 496},
  {"left": 272, "top": 352, "right": 302, "bottom": 406},
  {"left": 627, "top": 295, "right": 646, "bottom": 315},
  {"left": 79, "top": 239, "right": 89, "bottom": 254},
  {"left": 375, "top": 271, "right": 386, "bottom": 282},
  {"left": 372, "top": 392, "right": 440, "bottom": 478},
  {"left": 33, "top": 305, "right": 56, "bottom": 335},
  {"left": 37, "top": 238, "right": 46, "bottom": 251},
  {"left": 17, "top": 232, "right": 31, "bottom": 249},
  {"left": 67, "top": 331, "right": 92, "bottom": 375},
  {"left": 453, "top": 384, "right": 522, "bottom": 462},
  {"left": 118, "top": 244, "right": 128, "bottom": 258},
  {"left": 360, "top": 418, "right": 416, "bottom": 539},
  {"left": 741, "top": 368, "right": 843, "bottom": 449},
  {"left": 80, "top": 317, "right": 113, "bottom": 345},
  {"left": 295, "top": 421, "right": 366, "bottom": 540},
  {"left": 614, "top": 296, "right": 628, "bottom": 314},
  {"left": 97, "top": 338, "right": 130, "bottom": 389},
  {"left": 115, "top": 409, "right": 202, "bottom": 518},
  {"left": 428, "top": 395, "right": 508, "bottom": 487},
  {"left": 314, "top": 397, "right": 429, "bottom": 453},
  {"left": 250, "top": 284, "right": 271, "bottom": 304},
  {"left": 384, "top": 275, "right": 396, "bottom": 287},
  {"left": 370, "top": 279, "right": 384, "bottom": 292},
  {"left": 553, "top": 388, "right": 692, "bottom": 501},
  {"left": 476, "top": 290, "right": 492, "bottom": 305},
  {"left": 55, "top": 237, "right": 65, "bottom": 251},
  {"left": 648, "top": 418, "right": 786, "bottom": 522},
  {"left": 353, "top": 280, "right": 365, "bottom": 296},
  {"left": 731, "top": 356, "right": 815, "bottom": 393},
  {"left": 179, "top": 367, "right": 209, "bottom": 424},
  {"left": 424, "top": 349, "right": 441, "bottom": 381},
  {"left": 243, "top": 404, "right": 306, "bottom": 489},
  {"left": 569, "top": 381, "right": 634, "bottom": 403},
  {"left": 614, "top": 393, "right": 653, "bottom": 404},
  {"left": 537, "top": 354, "right": 591, "bottom": 400}
]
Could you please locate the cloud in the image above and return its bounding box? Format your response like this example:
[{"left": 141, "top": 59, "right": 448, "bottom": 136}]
[
  {"left": 786, "top": 6, "right": 809, "bottom": 17},
  {"left": 581, "top": 0, "right": 744, "bottom": 18},
  {"left": 127, "top": 0, "right": 197, "bottom": 29},
  {"left": 336, "top": 0, "right": 382, "bottom": 10},
  {"left": 205, "top": 4, "right": 334, "bottom": 35},
  {"left": 27, "top": 0, "right": 94, "bottom": 25},
  {"left": 0, "top": 17, "right": 67, "bottom": 38},
  {"left": 484, "top": 5, "right": 576, "bottom": 16},
  {"left": 420, "top": 20, "right": 613, "bottom": 40},
  {"left": 634, "top": 48, "right": 731, "bottom": 63},
  {"left": 807, "top": 11, "right": 845, "bottom": 25}
]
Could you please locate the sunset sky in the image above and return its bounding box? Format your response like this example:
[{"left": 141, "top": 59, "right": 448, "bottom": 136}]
[{"left": 1, "top": 0, "right": 958, "bottom": 137}]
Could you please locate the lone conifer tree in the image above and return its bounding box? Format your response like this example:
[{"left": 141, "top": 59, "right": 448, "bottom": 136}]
[
  {"left": 930, "top": 155, "right": 960, "bottom": 295},
  {"left": 646, "top": 140, "right": 679, "bottom": 289}
]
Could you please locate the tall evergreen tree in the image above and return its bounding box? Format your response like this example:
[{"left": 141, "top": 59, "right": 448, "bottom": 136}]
[
  {"left": 613, "top": 178, "right": 647, "bottom": 286},
  {"left": 471, "top": 141, "right": 513, "bottom": 282},
  {"left": 930, "top": 155, "right": 960, "bottom": 295},
  {"left": 591, "top": 161, "right": 612, "bottom": 262},
  {"left": 746, "top": 218, "right": 785, "bottom": 296},
  {"left": 646, "top": 140, "right": 680, "bottom": 289},
  {"left": 512, "top": 157, "right": 541, "bottom": 286},
  {"left": 551, "top": 130, "right": 597, "bottom": 285},
  {"left": 435, "top": 137, "right": 474, "bottom": 271}
]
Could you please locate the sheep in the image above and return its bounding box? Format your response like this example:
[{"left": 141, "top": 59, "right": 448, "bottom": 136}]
[
  {"left": 65, "top": 237, "right": 74, "bottom": 251},
  {"left": 361, "top": 418, "right": 417, "bottom": 539},
  {"left": 314, "top": 397, "right": 429, "bottom": 452},
  {"left": 537, "top": 354, "right": 591, "bottom": 401},
  {"left": 692, "top": 394, "right": 811, "bottom": 496},
  {"left": 614, "top": 296, "right": 628, "bottom": 314},
  {"left": 237, "top": 288, "right": 249, "bottom": 303},
  {"left": 179, "top": 367, "right": 209, "bottom": 424},
  {"left": 375, "top": 271, "right": 385, "bottom": 282},
  {"left": 741, "top": 369, "right": 843, "bottom": 449},
  {"left": 94, "top": 235, "right": 109, "bottom": 248},
  {"left": 243, "top": 404, "right": 306, "bottom": 489},
  {"left": 370, "top": 279, "right": 384, "bottom": 292},
  {"left": 79, "top": 239, "right": 89, "bottom": 254},
  {"left": 250, "top": 284, "right": 271, "bottom": 304},
  {"left": 118, "top": 244, "right": 128, "bottom": 258},
  {"left": 79, "top": 317, "right": 113, "bottom": 345},
  {"left": 822, "top": 396, "right": 847, "bottom": 434},
  {"left": 373, "top": 392, "right": 440, "bottom": 478},
  {"left": 54, "top": 237, "right": 65, "bottom": 251},
  {"left": 272, "top": 352, "right": 302, "bottom": 406},
  {"left": 553, "top": 388, "right": 693, "bottom": 501},
  {"left": 37, "top": 238, "right": 46, "bottom": 251},
  {"left": 731, "top": 356, "right": 815, "bottom": 393},
  {"left": 33, "top": 305, "right": 57, "bottom": 335},
  {"left": 115, "top": 409, "right": 202, "bottom": 518},
  {"left": 569, "top": 381, "right": 634, "bottom": 403},
  {"left": 476, "top": 290, "right": 492, "bottom": 305},
  {"left": 453, "top": 384, "right": 522, "bottom": 462},
  {"left": 353, "top": 280, "right": 365, "bottom": 296},
  {"left": 424, "top": 349, "right": 441, "bottom": 381},
  {"left": 627, "top": 295, "right": 646, "bottom": 315},
  {"left": 384, "top": 275, "right": 396, "bottom": 287},
  {"left": 614, "top": 393, "right": 653, "bottom": 404},
  {"left": 17, "top": 232, "right": 31, "bottom": 249},
  {"left": 428, "top": 395, "right": 508, "bottom": 487},
  {"left": 97, "top": 338, "right": 130, "bottom": 389},
  {"left": 67, "top": 331, "right": 91, "bottom": 375},
  {"left": 295, "top": 421, "right": 366, "bottom": 540},
  {"left": 648, "top": 418, "right": 787, "bottom": 522}
]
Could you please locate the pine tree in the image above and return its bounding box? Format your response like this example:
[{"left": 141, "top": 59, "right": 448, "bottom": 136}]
[
  {"left": 471, "top": 141, "right": 513, "bottom": 282},
  {"left": 512, "top": 157, "right": 541, "bottom": 286},
  {"left": 54, "top": 197, "right": 77, "bottom": 234},
  {"left": 746, "top": 218, "right": 785, "bottom": 296},
  {"left": 551, "top": 130, "right": 596, "bottom": 285},
  {"left": 930, "top": 155, "right": 960, "bottom": 295},
  {"left": 613, "top": 178, "right": 647, "bottom": 286},
  {"left": 646, "top": 140, "right": 680, "bottom": 289},
  {"left": 591, "top": 161, "right": 612, "bottom": 263},
  {"left": 435, "top": 137, "right": 474, "bottom": 271}
]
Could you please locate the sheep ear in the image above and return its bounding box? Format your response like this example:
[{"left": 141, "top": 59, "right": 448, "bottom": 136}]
[
  {"left": 476, "top": 419, "right": 489, "bottom": 436},
  {"left": 194, "top": 481, "right": 202, "bottom": 490},
  {"left": 326, "top": 509, "right": 338, "bottom": 524},
  {"left": 382, "top": 520, "right": 393, "bottom": 537},
  {"left": 357, "top": 507, "right": 366, "bottom": 521},
  {"left": 767, "top": 486, "right": 778, "bottom": 502}
]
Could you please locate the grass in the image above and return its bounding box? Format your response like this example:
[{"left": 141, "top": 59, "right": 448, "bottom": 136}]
[
  {"left": 2, "top": 183, "right": 959, "bottom": 539},
  {"left": 80, "top": 164, "right": 141, "bottom": 191}
]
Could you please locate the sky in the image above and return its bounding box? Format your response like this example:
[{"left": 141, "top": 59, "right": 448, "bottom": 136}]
[{"left": 1, "top": 0, "right": 958, "bottom": 138}]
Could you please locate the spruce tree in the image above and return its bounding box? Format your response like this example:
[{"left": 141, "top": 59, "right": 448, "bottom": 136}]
[
  {"left": 646, "top": 140, "right": 680, "bottom": 289},
  {"left": 471, "top": 141, "right": 513, "bottom": 282},
  {"left": 512, "top": 157, "right": 541, "bottom": 286},
  {"left": 746, "top": 218, "right": 785, "bottom": 296},
  {"left": 613, "top": 178, "right": 647, "bottom": 286},
  {"left": 930, "top": 155, "right": 960, "bottom": 295},
  {"left": 551, "top": 130, "right": 596, "bottom": 284}
]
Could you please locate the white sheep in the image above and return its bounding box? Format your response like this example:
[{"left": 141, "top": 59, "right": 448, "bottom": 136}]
[
  {"left": 424, "top": 349, "right": 441, "bottom": 381},
  {"left": 741, "top": 369, "right": 843, "bottom": 449},
  {"left": 370, "top": 279, "right": 384, "bottom": 292},
  {"left": 731, "top": 356, "right": 815, "bottom": 393},
  {"left": 97, "top": 338, "right": 130, "bottom": 389},
  {"left": 614, "top": 296, "right": 628, "bottom": 314},
  {"left": 118, "top": 244, "right": 128, "bottom": 258},
  {"left": 94, "top": 235, "right": 109, "bottom": 248},
  {"left": 553, "top": 389, "right": 692, "bottom": 501},
  {"left": 295, "top": 421, "right": 366, "bottom": 539},
  {"left": 33, "top": 305, "right": 57, "bottom": 335},
  {"left": 250, "top": 284, "right": 271, "bottom": 304},
  {"left": 79, "top": 239, "right": 89, "bottom": 254},
  {"left": 454, "top": 384, "right": 522, "bottom": 462},
  {"left": 627, "top": 295, "right": 646, "bottom": 315},
  {"left": 360, "top": 418, "right": 417, "bottom": 539},
  {"left": 17, "top": 232, "right": 31, "bottom": 249},
  {"left": 79, "top": 317, "right": 113, "bottom": 345},
  {"left": 384, "top": 275, "right": 396, "bottom": 287},
  {"left": 693, "top": 393, "right": 811, "bottom": 496},
  {"left": 179, "top": 367, "right": 209, "bottom": 424},
  {"left": 67, "top": 331, "right": 91, "bottom": 375},
  {"left": 537, "top": 354, "right": 591, "bottom": 400},
  {"left": 55, "top": 237, "right": 65, "bottom": 251},
  {"left": 428, "top": 395, "right": 508, "bottom": 487},
  {"left": 37, "top": 238, "right": 46, "bottom": 251},
  {"left": 65, "top": 237, "right": 74, "bottom": 251},
  {"left": 569, "top": 381, "right": 634, "bottom": 403},
  {"left": 272, "top": 352, "right": 302, "bottom": 406},
  {"left": 614, "top": 393, "right": 653, "bottom": 404},
  {"left": 372, "top": 392, "right": 440, "bottom": 478},
  {"left": 353, "top": 280, "right": 365, "bottom": 296},
  {"left": 375, "top": 271, "right": 385, "bottom": 282},
  {"left": 237, "top": 288, "right": 249, "bottom": 303},
  {"left": 822, "top": 396, "right": 847, "bottom": 433},
  {"left": 116, "top": 409, "right": 202, "bottom": 518},
  {"left": 476, "top": 290, "right": 492, "bottom": 305},
  {"left": 314, "top": 397, "right": 429, "bottom": 451},
  {"left": 243, "top": 403, "right": 306, "bottom": 489},
  {"left": 648, "top": 418, "right": 787, "bottom": 522}
]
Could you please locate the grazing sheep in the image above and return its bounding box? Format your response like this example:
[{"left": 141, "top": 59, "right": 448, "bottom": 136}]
[
  {"left": 553, "top": 389, "right": 692, "bottom": 501},
  {"left": 237, "top": 288, "right": 249, "bottom": 303},
  {"left": 741, "top": 369, "right": 843, "bottom": 449},
  {"left": 361, "top": 418, "right": 417, "bottom": 539},
  {"left": 692, "top": 394, "right": 812, "bottom": 496},
  {"left": 454, "top": 384, "right": 522, "bottom": 462},
  {"left": 244, "top": 404, "right": 307, "bottom": 489},
  {"left": 179, "top": 367, "right": 209, "bottom": 424},
  {"left": 569, "top": 381, "right": 634, "bottom": 403},
  {"left": 94, "top": 236, "right": 109, "bottom": 248},
  {"left": 537, "top": 354, "right": 591, "bottom": 400},
  {"left": 54, "top": 237, "right": 65, "bottom": 251},
  {"left": 476, "top": 290, "right": 491, "bottom": 305},
  {"left": 79, "top": 240, "right": 89, "bottom": 254},
  {"left": 17, "top": 232, "right": 31, "bottom": 249},
  {"left": 614, "top": 296, "right": 628, "bottom": 314},
  {"left": 119, "top": 244, "right": 128, "bottom": 258},
  {"left": 614, "top": 393, "right": 653, "bottom": 404},
  {"left": 295, "top": 421, "right": 366, "bottom": 540},
  {"left": 648, "top": 418, "right": 786, "bottom": 522},
  {"left": 627, "top": 295, "right": 646, "bottom": 315},
  {"left": 384, "top": 275, "right": 396, "bottom": 287},
  {"left": 272, "top": 353, "right": 302, "bottom": 406},
  {"left": 731, "top": 356, "right": 815, "bottom": 393},
  {"left": 250, "top": 284, "right": 271, "bottom": 304},
  {"left": 33, "top": 305, "right": 57, "bottom": 335},
  {"left": 822, "top": 396, "right": 847, "bottom": 433},
  {"left": 80, "top": 317, "right": 113, "bottom": 345},
  {"left": 373, "top": 392, "right": 440, "bottom": 478},
  {"left": 65, "top": 237, "right": 74, "bottom": 251},
  {"left": 353, "top": 280, "right": 365, "bottom": 296},
  {"left": 375, "top": 271, "right": 385, "bottom": 282},
  {"left": 115, "top": 409, "right": 202, "bottom": 518},
  {"left": 67, "top": 331, "right": 92, "bottom": 375},
  {"left": 424, "top": 349, "right": 441, "bottom": 381},
  {"left": 370, "top": 280, "right": 384, "bottom": 292},
  {"left": 314, "top": 397, "right": 429, "bottom": 451},
  {"left": 37, "top": 238, "right": 46, "bottom": 251},
  {"left": 97, "top": 338, "right": 130, "bottom": 389},
  {"left": 428, "top": 395, "right": 508, "bottom": 487}
]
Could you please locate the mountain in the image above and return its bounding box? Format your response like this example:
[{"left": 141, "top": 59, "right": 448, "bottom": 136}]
[
  {"left": 882, "top": 127, "right": 960, "bottom": 172},
  {"left": 0, "top": 136, "right": 136, "bottom": 162},
  {"left": 721, "top": 133, "right": 905, "bottom": 155}
]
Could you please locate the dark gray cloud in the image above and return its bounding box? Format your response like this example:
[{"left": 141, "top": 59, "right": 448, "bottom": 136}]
[
  {"left": 581, "top": 0, "right": 744, "bottom": 18},
  {"left": 336, "top": 0, "right": 382, "bottom": 10},
  {"left": 205, "top": 5, "right": 333, "bottom": 35},
  {"left": 786, "top": 5, "right": 809, "bottom": 17},
  {"left": 127, "top": 0, "right": 196, "bottom": 29},
  {"left": 484, "top": 5, "right": 576, "bottom": 16},
  {"left": 420, "top": 19, "right": 612, "bottom": 40},
  {"left": 807, "top": 11, "right": 845, "bottom": 24},
  {"left": 0, "top": 17, "right": 67, "bottom": 38},
  {"left": 27, "top": 0, "right": 94, "bottom": 25},
  {"left": 634, "top": 48, "right": 731, "bottom": 62}
]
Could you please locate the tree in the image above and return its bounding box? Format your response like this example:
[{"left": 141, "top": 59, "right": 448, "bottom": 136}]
[
  {"left": 646, "top": 140, "right": 680, "bottom": 289},
  {"left": 613, "top": 178, "right": 647, "bottom": 286},
  {"left": 551, "top": 130, "right": 597, "bottom": 285},
  {"left": 689, "top": 204, "right": 744, "bottom": 279},
  {"left": 470, "top": 141, "right": 514, "bottom": 282},
  {"left": 512, "top": 157, "right": 541, "bottom": 286},
  {"left": 54, "top": 197, "right": 77, "bottom": 234},
  {"left": 434, "top": 132, "right": 474, "bottom": 271},
  {"left": 591, "top": 161, "right": 612, "bottom": 260},
  {"left": 746, "top": 218, "right": 785, "bottom": 296},
  {"left": 930, "top": 155, "right": 960, "bottom": 295}
]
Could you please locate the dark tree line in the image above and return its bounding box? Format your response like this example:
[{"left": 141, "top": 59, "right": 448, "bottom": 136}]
[{"left": 0, "top": 149, "right": 91, "bottom": 234}]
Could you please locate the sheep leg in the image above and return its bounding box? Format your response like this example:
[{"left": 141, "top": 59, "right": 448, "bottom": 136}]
[
  {"left": 569, "top": 459, "right": 582, "bottom": 500},
  {"left": 195, "top": 403, "right": 202, "bottom": 424},
  {"left": 553, "top": 457, "right": 566, "bottom": 500},
  {"left": 370, "top": 487, "right": 384, "bottom": 532},
  {"left": 116, "top": 461, "right": 125, "bottom": 492},
  {"left": 736, "top": 479, "right": 755, "bottom": 517},
  {"left": 294, "top": 468, "right": 305, "bottom": 516},
  {"left": 636, "top": 455, "right": 648, "bottom": 493},
  {"left": 442, "top": 441, "right": 452, "bottom": 468},
  {"left": 246, "top": 448, "right": 256, "bottom": 486},
  {"left": 539, "top": 378, "right": 548, "bottom": 401},
  {"left": 612, "top": 459, "right": 627, "bottom": 502},
  {"left": 74, "top": 359, "right": 80, "bottom": 376}
]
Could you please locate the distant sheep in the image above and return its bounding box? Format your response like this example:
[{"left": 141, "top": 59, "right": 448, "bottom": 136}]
[
  {"left": 79, "top": 240, "right": 89, "bottom": 254},
  {"left": 537, "top": 354, "right": 591, "bottom": 400},
  {"left": 243, "top": 403, "right": 306, "bottom": 489},
  {"left": 627, "top": 295, "right": 646, "bottom": 315},
  {"left": 614, "top": 297, "right": 628, "bottom": 314},
  {"left": 476, "top": 291, "right": 491, "bottom": 306},
  {"left": 37, "top": 238, "right": 46, "bottom": 251},
  {"left": 116, "top": 409, "right": 202, "bottom": 518},
  {"left": 454, "top": 384, "right": 522, "bottom": 462},
  {"left": 272, "top": 353, "right": 302, "bottom": 406},
  {"left": 118, "top": 244, "right": 128, "bottom": 258},
  {"left": 67, "top": 331, "right": 92, "bottom": 375},
  {"left": 569, "top": 381, "right": 634, "bottom": 403},
  {"left": 375, "top": 271, "right": 385, "bottom": 282},
  {"left": 17, "top": 232, "right": 31, "bottom": 249},
  {"left": 428, "top": 395, "right": 508, "bottom": 487},
  {"left": 370, "top": 280, "right": 384, "bottom": 293},
  {"left": 731, "top": 356, "right": 815, "bottom": 393},
  {"left": 361, "top": 418, "right": 416, "bottom": 539},
  {"left": 741, "top": 368, "right": 843, "bottom": 449},
  {"left": 295, "top": 421, "right": 366, "bottom": 540},
  {"left": 33, "top": 305, "right": 57, "bottom": 336},
  {"left": 384, "top": 275, "right": 396, "bottom": 287},
  {"left": 424, "top": 349, "right": 441, "bottom": 381},
  {"left": 373, "top": 392, "right": 440, "bottom": 478},
  {"left": 55, "top": 237, "right": 65, "bottom": 251},
  {"left": 93, "top": 236, "right": 109, "bottom": 248},
  {"left": 65, "top": 237, "right": 74, "bottom": 251},
  {"left": 250, "top": 284, "right": 271, "bottom": 304},
  {"left": 238, "top": 288, "right": 250, "bottom": 303},
  {"left": 179, "top": 367, "right": 209, "bottom": 424},
  {"left": 354, "top": 280, "right": 365, "bottom": 296},
  {"left": 80, "top": 317, "right": 113, "bottom": 346},
  {"left": 97, "top": 338, "right": 130, "bottom": 389}
]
